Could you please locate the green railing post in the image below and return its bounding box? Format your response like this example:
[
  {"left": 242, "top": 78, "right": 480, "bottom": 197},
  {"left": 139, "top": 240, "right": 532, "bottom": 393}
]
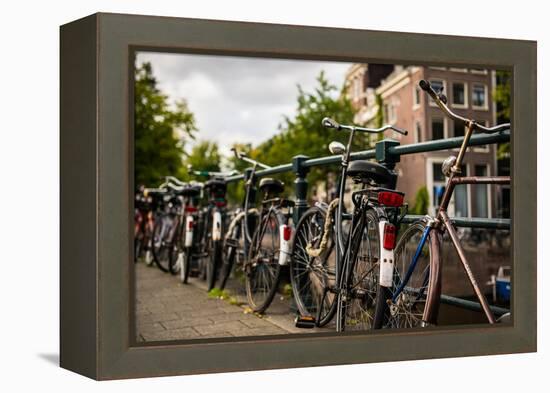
[
  {"left": 292, "top": 155, "right": 310, "bottom": 222},
  {"left": 375, "top": 138, "right": 401, "bottom": 169},
  {"left": 243, "top": 168, "right": 256, "bottom": 209}
]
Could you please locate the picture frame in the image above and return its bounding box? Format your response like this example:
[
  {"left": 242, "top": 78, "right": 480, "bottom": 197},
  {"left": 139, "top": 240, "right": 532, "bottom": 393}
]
[{"left": 60, "top": 12, "right": 536, "bottom": 380}]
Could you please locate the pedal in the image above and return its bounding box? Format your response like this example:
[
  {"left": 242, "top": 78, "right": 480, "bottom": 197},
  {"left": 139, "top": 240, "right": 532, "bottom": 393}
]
[{"left": 294, "top": 315, "right": 316, "bottom": 329}]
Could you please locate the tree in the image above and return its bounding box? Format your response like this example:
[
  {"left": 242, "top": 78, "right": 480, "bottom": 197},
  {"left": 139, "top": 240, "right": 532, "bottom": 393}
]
[
  {"left": 410, "top": 186, "right": 429, "bottom": 215},
  {"left": 134, "top": 62, "right": 197, "bottom": 187},
  {"left": 246, "top": 71, "right": 361, "bottom": 195},
  {"left": 493, "top": 71, "right": 511, "bottom": 170},
  {"left": 225, "top": 143, "right": 253, "bottom": 205},
  {"left": 181, "top": 141, "right": 222, "bottom": 181}
]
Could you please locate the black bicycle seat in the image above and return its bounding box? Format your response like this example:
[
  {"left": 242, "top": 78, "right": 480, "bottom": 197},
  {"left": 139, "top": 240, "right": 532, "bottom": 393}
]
[
  {"left": 347, "top": 160, "right": 394, "bottom": 186},
  {"left": 259, "top": 178, "right": 285, "bottom": 195}
]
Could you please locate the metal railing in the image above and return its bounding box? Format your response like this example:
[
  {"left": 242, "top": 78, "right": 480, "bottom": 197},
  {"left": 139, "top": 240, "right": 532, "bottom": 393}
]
[
  {"left": 224, "top": 129, "right": 512, "bottom": 317},
  {"left": 226, "top": 129, "right": 511, "bottom": 230}
]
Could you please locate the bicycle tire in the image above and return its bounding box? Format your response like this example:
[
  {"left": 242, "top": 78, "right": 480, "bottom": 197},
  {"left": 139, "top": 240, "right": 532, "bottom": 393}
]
[
  {"left": 374, "top": 220, "right": 441, "bottom": 328},
  {"left": 337, "top": 209, "right": 381, "bottom": 331},
  {"left": 168, "top": 219, "right": 183, "bottom": 275},
  {"left": 218, "top": 215, "right": 242, "bottom": 291},
  {"left": 180, "top": 246, "right": 192, "bottom": 284},
  {"left": 245, "top": 209, "right": 284, "bottom": 313},
  {"left": 207, "top": 239, "right": 222, "bottom": 291},
  {"left": 290, "top": 206, "right": 337, "bottom": 327},
  {"left": 151, "top": 217, "right": 171, "bottom": 273}
]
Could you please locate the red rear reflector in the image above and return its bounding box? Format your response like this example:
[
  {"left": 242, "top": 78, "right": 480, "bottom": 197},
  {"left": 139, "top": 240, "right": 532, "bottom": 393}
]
[
  {"left": 383, "top": 223, "right": 397, "bottom": 250},
  {"left": 378, "top": 191, "right": 404, "bottom": 207},
  {"left": 185, "top": 206, "right": 197, "bottom": 213},
  {"left": 214, "top": 201, "right": 226, "bottom": 207},
  {"left": 187, "top": 220, "right": 194, "bottom": 230},
  {"left": 283, "top": 225, "right": 292, "bottom": 241}
]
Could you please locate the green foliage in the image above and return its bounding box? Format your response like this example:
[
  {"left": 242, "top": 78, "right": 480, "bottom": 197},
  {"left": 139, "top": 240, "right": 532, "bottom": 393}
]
[
  {"left": 181, "top": 141, "right": 221, "bottom": 181},
  {"left": 134, "top": 62, "right": 197, "bottom": 187},
  {"left": 494, "top": 71, "right": 511, "bottom": 161},
  {"left": 243, "top": 71, "right": 361, "bottom": 195},
  {"left": 374, "top": 93, "right": 385, "bottom": 141},
  {"left": 494, "top": 71, "right": 511, "bottom": 123},
  {"left": 410, "top": 186, "right": 429, "bottom": 215},
  {"left": 226, "top": 143, "right": 253, "bottom": 205}
]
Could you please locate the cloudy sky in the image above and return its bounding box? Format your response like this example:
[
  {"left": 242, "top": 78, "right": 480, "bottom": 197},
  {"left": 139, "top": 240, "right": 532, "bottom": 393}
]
[{"left": 136, "top": 52, "right": 352, "bottom": 155}]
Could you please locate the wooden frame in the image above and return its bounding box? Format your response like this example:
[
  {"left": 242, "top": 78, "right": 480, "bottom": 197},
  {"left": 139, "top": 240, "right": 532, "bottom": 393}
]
[{"left": 60, "top": 12, "right": 536, "bottom": 380}]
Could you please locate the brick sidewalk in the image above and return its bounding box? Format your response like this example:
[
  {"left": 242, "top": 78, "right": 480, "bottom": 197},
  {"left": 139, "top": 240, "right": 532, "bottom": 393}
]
[{"left": 135, "top": 262, "right": 323, "bottom": 342}]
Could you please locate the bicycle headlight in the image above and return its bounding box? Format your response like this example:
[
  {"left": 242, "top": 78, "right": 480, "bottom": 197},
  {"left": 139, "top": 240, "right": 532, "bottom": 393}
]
[{"left": 442, "top": 156, "right": 457, "bottom": 177}]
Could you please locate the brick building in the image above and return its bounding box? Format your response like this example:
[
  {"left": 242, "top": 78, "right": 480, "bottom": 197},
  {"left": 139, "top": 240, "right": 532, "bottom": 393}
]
[{"left": 344, "top": 64, "right": 507, "bottom": 219}]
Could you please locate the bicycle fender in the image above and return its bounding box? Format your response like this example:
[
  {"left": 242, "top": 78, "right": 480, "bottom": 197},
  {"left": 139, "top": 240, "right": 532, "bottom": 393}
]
[
  {"left": 184, "top": 215, "right": 194, "bottom": 247},
  {"left": 212, "top": 211, "right": 222, "bottom": 241},
  {"left": 379, "top": 220, "right": 395, "bottom": 288}
]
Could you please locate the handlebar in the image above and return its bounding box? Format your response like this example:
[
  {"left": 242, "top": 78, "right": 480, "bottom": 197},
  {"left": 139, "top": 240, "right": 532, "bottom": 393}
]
[
  {"left": 230, "top": 147, "right": 272, "bottom": 170},
  {"left": 142, "top": 187, "right": 168, "bottom": 196},
  {"left": 322, "top": 117, "right": 408, "bottom": 136},
  {"left": 164, "top": 175, "right": 186, "bottom": 186},
  {"left": 419, "top": 80, "right": 510, "bottom": 133},
  {"left": 187, "top": 164, "right": 239, "bottom": 178}
]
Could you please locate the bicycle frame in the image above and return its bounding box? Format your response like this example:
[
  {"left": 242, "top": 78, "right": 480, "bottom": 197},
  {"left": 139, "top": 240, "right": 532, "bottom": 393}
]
[{"left": 394, "top": 120, "right": 510, "bottom": 324}]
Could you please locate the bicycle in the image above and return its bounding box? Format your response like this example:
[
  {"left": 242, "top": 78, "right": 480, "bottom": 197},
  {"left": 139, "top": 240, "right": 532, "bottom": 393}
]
[
  {"left": 190, "top": 168, "right": 236, "bottom": 291},
  {"left": 243, "top": 173, "right": 294, "bottom": 313},
  {"left": 134, "top": 185, "right": 154, "bottom": 264},
  {"left": 161, "top": 176, "right": 203, "bottom": 284},
  {"left": 375, "top": 79, "right": 511, "bottom": 328},
  {"left": 150, "top": 180, "right": 188, "bottom": 274},
  {"left": 217, "top": 149, "right": 270, "bottom": 291},
  {"left": 292, "top": 118, "right": 408, "bottom": 332}
]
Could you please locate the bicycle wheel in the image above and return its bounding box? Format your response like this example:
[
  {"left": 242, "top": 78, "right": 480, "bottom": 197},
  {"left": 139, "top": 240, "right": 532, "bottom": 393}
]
[
  {"left": 180, "top": 246, "right": 192, "bottom": 284},
  {"left": 290, "top": 206, "right": 337, "bottom": 327},
  {"left": 338, "top": 209, "right": 381, "bottom": 331},
  {"left": 378, "top": 221, "right": 441, "bottom": 328},
  {"left": 168, "top": 219, "right": 182, "bottom": 275},
  {"left": 151, "top": 216, "right": 172, "bottom": 273},
  {"left": 245, "top": 210, "right": 283, "bottom": 313},
  {"left": 143, "top": 218, "right": 154, "bottom": 266},
  {"left": 207, "top": 238, "right": 222, "bottom": 291},
  {"left": 218, "top": 215, "right": 243, "bottom": 290}
]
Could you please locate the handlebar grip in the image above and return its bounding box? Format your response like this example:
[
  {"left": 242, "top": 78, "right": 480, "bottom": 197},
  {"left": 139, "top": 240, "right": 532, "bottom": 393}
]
[
  {"left": 322, "top": 117, "right": 341, "bottom": 130},
  {"left": 419, "top": 79, "right": 446, "bottom": 104},
  {"left": 394, "top": 126, "right": 408, "bottom": 136},
  {"left": 419, "top": 79, "right": 431, "bottom": 91}
]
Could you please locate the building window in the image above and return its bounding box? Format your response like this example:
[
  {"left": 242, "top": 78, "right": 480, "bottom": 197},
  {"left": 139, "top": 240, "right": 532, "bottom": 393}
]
[
  {"left": 428, "top": 79, "right": 445, "bottom": 106},
  {"left": 474, "top": 164, "right": 489, "bottom": 217},
  {"left": 473, "top": 120, "right": 490, "bottom": 152},
  {"left": 384, "top": 102, "right": 396, "bottom": 124},
  {"left": 453, "top": 120, "right": 465, "bottom": 138},
  {"left": 451, "top": 82, "right": 467, "bottom": 108},
  {"left": 432, "top": 163, "right": 446, "bottom": 211},
  {"left": 429, "top": 161, "right": 468, "bottom": 217},
  {"left": 431, "top": 117, "right": 445, "bottom": 140},
  {"left": 472, "top": 83, "right": 488, "bottom": 109},
  {"left": 415, "top": 121, "right": 422, "bottom": 143},
  {"left": 455, "top": 164, "right": 469, "bottom": 217},
  {"left": 413, "top": 85, "right": 421, "bottom": 109}
]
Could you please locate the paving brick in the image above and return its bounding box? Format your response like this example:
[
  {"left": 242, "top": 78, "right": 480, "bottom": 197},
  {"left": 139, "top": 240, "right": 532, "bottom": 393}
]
[{"left": 134, "top": 262, "right": 324, "bottom": 341}]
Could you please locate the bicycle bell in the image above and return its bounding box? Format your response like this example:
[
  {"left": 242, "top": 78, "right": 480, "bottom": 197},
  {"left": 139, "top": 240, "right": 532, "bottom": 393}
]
[{"left": 442, "top": 156, "right": 457, "bottom": 177}]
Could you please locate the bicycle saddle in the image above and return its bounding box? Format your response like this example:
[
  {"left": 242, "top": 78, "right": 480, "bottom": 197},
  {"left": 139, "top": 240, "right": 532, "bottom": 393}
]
[
  {"left": 179, "top": 185, "right": 202, "bottom": 197},
  {"left": 347, "top": 160, "right": 395, "bottom": 187},
  {"left": 259, "top": 178, "right": 285, "bottom": 195},
  {"left": 204, "top": 178, "right": 226, "bottom": 190}
]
